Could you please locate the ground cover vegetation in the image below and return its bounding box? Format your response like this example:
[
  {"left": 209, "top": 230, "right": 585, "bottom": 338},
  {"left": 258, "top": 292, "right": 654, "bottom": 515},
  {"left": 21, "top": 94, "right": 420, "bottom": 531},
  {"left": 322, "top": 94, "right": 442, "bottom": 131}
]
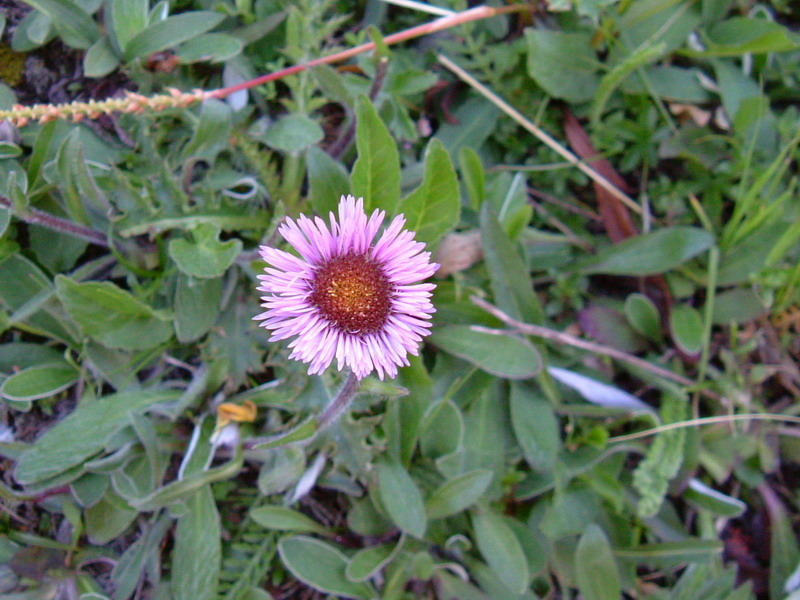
[{"left": 0, "top": 0, "right": 799, "bottom": 598}]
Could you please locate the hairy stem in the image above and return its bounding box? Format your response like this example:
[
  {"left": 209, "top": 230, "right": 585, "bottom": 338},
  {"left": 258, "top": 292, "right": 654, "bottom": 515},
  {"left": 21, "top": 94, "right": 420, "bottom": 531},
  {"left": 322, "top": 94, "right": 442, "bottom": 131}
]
[
  {"left": 317, "top": 370, "right": 360, "bottom": 430},
  {"left": 0, "top": 195, "right": 108, "bottom": 247}
]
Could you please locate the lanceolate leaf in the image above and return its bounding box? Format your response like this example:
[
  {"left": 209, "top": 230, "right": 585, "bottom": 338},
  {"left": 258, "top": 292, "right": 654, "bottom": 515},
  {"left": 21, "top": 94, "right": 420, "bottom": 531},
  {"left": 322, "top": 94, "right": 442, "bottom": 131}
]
[
  {"left": 350, "top": 95, "right": 401, "bottom": 214},
  {"left": 14, "top": 390, "right": 180, "bottom": 484},
  {"left": 123, "top": 11, "right": 225, "bottom": 61},
  {"left": 55, "top": 275, "right": 173, "bottom": 350},
  {"left": 579, "top": 227, "right": 715, "bottom": 275},
  {"left": 510, "top": 383, "right": 560, "bottom": 472},
  {"left": 278, "top": 536, "right": 373, "bottom": 599},
  {"left": 430, "top": 325, "right": 541, "bottom": 379},
  {"left": 171, "top": 485, "right": 221, "bottom": 600},
  {"left": 308, "top": 146, "right": 350, "bottom": 217},
  {"left": 472, "top": 510, "right": 530, "bottom": 594},
  {"left": 376, "top": 461, "right": 427, "bottom": 538},
  {"left": 400, "top": 138, "right": 460, "bottom": 246},
  {"left": 575, "top": 524, "right": 621, "bottom": 600},
  {"left": 480, "top": 202, "right": 544, "bottom": 324},
  {"left": 22, "top": 0, "right": 98, "bottom": 49}
]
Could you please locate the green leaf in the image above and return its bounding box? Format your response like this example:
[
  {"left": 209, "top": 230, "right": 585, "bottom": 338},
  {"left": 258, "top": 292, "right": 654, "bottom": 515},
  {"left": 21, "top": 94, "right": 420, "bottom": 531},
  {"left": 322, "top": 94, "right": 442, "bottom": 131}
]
[
  {"left": 278, "top": 536, "right": 373, "bottom": 599},
  {"left": 54, "top": 275, "right": 173, "bottom": 350},
  {"left": 111, "top": 516, "right": 171, "bottom": 600},
  {"left": 123, "top": 11, "right": 224, "bottom": 62},
  {"left": 350, "top": 95, "right": 401, "bottom": 214},
  {"left": 14, "top": 389, "right": 180, "bottom": 484},
  {"left": 430, "top": 325, "right": 541, "bottom": 379},
  {"left": 307, "top": 146, "right": 350, "bottom": 217},
  {"left": 420, "top": 398, "right": 463, "bottom": 459},
  {"left": 575, "top": 524, "right": 621, "bottom": 600},
  {"left": 0, "top": 364, "right": 78, "bottom": 402},
  {"left": 250, "top": 505, "right": 330, "bottom": 535},
  {"left": 480, "top": 202, "right": 544, "bottom": 324},
  {"left": 615, "top": 539, "right": 724, "bottom": 567},
  {"left": 22, "top": 0, "right": 98, "bottom": 49},
  {"left": 624, "top": 293, "right": 663, "bottom": 343},
  {"left": 0, "top": 342, "right": 63, "bottom": 372},
  {"left": 171, "top": 485, "right": 221, "bottom": 600},
  {"left": 181, "top": 99, "right": 232, "bottom": 163},
  {"left": 252, "top": 417, "right": 318, "bottom": 450},
  {"left": 174, "top": 274, "right": 222, "bottom": 343},
  {"left": 670, "top": 304, "right": 704, "bottom": 356},
  {"left": 591, "top": 42, "right": 666, "bottom": 125},
  {"left": 458, "top": 146, "right": 485, "bottom": 211},
  {"left": 510, "top": 383, "right": 560, "bottom": 472},
  {"left": 766, "top": 491, "right": 800, "bottom": 600},
  {"left": 426, "top": 470, "right": 492, "bottom": 519},
  {"left": 83, "top": 35, "right": 119, "bottom": 78},
  {"left": 345, "top": 539, "right": 402, "bottom": 582},
  {"left": 109, "top": 0, "right": 147, "bottom": 52},
  {"left": 176, "top": 33, "right": 243, "bottom": 63},
  {"left": 118, "top": 212, "right": 270, "bottom": 238},
  {"left": 84, "top": 491, "right": 137, "bottom": 544},
  {"left": 683, "top": 479, "right": 746, "bottom": 517},
  {"left": 472, "top": 510, "right": 530, "bottom": 594},
  {"left": 257, "top": 447, "right": 305, "bottom": 495},
  {"left": 400, "top": 138, "right": 460, "bottom": 246},
  {"left": 168, "top": 223, "right": 242, "bottom": 279},
  {"left": 263, "top": 114, "right": 323, "bottom": 154},
  {"left": 579, "top": 227, "right": 715, "bottom": 275},
  {"left": 0, "top": 143, "right": 22, "bottom": 159},
  {"left": 129, "top": 447, "right": 243, "bottom": 511},
  {"left": 633, "top": 397, "right": 687, "bottom": 517},
  {"left": 0, "top": 254, "right": 77, "bottom": 345},
  {"left": 434, "top": 97, "right": 498, "bottom": 157},
  {"left": 487, "top": 171, "right": 531, "bottom": 240},
  {"left": 0, "top": 206, "right": 9, "bottom": 237},
  {"left": 704, "top": 17, "right": 800, "bottom": 56},
  {"left": 711, "top": 288, "right": 765, "bottom": 325},
  {"left": 376, "top": 461, "right": 427, "bottom": 538},
  {"left": 525, "top": 29, "right": 599, "bottom": 103}
]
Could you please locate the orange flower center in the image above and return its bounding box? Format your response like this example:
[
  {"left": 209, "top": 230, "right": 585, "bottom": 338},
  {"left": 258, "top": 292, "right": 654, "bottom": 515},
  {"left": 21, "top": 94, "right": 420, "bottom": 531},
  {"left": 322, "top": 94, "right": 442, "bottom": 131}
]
[{"left": 310, "top": 252, "right": 392, "bottom": 336}]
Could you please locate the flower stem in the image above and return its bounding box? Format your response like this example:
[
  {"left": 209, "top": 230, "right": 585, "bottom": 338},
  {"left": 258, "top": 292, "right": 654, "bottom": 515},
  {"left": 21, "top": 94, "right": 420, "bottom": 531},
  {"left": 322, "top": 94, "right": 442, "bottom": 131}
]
[{"left": 317, "top": 371, "right": 360, "bottom": 431}]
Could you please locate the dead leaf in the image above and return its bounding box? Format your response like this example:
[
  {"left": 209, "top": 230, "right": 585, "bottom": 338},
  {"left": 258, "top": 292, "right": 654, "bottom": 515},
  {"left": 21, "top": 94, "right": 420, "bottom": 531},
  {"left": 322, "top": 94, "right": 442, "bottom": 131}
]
[{"left": 434, "top": 230, "right": 483, "bottom": 278}]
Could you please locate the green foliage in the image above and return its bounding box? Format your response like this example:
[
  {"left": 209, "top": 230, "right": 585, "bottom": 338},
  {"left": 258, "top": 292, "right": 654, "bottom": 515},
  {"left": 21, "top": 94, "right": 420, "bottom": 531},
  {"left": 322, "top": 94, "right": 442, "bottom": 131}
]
[
  {"left": 633, "top": 396, "right": 688, "bottom": 517},
  {"left": 2, "top": 0, "right": 798, "bottom": 598}
]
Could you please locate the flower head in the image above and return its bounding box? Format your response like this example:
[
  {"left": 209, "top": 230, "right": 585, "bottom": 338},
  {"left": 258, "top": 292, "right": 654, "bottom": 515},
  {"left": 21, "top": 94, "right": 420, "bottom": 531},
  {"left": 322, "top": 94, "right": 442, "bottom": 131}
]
[{"left": 255, "top": 195, "right": 438, "bottom": 379}]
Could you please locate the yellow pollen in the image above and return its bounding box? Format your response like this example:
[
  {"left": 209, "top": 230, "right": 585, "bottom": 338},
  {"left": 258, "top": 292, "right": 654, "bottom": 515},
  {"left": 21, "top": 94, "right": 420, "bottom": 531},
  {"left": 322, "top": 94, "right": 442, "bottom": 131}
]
[{"left": 309, "top": 253, "right": 392, "bottom": 335}]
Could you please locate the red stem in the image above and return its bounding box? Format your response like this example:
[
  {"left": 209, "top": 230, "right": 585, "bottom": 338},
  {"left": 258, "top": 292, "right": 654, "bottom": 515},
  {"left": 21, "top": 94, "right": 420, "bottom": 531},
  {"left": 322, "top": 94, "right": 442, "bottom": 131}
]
[{"left": 209, "top": 6, "right": 500, "bottom": 100}]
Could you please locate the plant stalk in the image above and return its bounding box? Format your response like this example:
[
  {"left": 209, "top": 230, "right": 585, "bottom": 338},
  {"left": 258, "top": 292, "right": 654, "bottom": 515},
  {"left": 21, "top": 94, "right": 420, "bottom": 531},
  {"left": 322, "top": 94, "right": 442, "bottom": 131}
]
[{"left": 317, "top": 370, "right": 360, "bottom": 430}]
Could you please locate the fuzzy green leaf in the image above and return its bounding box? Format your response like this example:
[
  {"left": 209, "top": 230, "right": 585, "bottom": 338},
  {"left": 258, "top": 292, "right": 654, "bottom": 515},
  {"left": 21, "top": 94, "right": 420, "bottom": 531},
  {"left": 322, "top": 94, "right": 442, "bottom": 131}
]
[
  {"left": 430, "top": 325, "right": 541, "bottom": 379},
  {"left": 0, "top": 363, "right": 78, "bottom": 402},
  {"left": 169, "top": 223, "right": 242, "bottom": 279},
  {"left": 472, "top": 510, "right": 530, "bottom": 594},
  {"left": 123, "top": 11, "right": 224, "bottom": 61},
  {"left": 55, "top": 275, "right": 173, "bottom": 350},
  {"left": 579, "top": 227, "right": 714, "bottom": 275},
  {"left": 575, "top": 524, "right": 621, "bottom": 600},
  {"left": 400, "top": 138, "right": 460, "bottom": 246},
  {"left": 350, "top": 95, "right": 401, "bottom": 214},
  {"left": 376, "top": 461, "right": 427, "bottom": 538},
  {"left": 307, "top": 146, "right": 350, "bottom": 217},
  {"left": 278, "top": 536, "right": 373, "bottom": 599},
  {"left": 171, "top": 485, "right": 221, "bottom": 600},
  {"left": 480, "top": 202, "right": 544, "bottom": 324},
  {"left": 14, "top": 389, "right": 180, "bottom": 484}
]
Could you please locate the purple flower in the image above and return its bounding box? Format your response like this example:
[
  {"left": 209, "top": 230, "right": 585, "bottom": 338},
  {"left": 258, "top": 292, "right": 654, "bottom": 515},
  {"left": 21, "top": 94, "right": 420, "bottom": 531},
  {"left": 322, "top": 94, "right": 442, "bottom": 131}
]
[{"left": 255, "top": 195, "right": 438, "bottom": 380}]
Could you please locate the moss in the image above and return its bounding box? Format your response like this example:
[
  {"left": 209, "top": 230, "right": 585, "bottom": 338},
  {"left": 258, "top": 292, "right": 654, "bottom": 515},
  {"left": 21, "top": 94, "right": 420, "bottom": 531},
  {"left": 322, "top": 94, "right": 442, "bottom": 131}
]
[{"left": 0, "top": 43, "right": 26, "bottom": 88}]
